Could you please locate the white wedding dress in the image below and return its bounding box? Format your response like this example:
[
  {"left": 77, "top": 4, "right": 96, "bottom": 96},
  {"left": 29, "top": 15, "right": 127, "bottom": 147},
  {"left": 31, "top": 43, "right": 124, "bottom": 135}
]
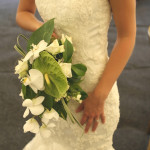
[{"left": 23, "top": 0, "right": 120, "bottom": 149}]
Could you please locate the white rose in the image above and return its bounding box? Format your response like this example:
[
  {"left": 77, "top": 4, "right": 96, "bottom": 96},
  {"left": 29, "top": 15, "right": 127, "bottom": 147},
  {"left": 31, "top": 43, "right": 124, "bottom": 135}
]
[
  {"left": 59, "top": 62, "right": 72, "bottom": 78},
  {"left": 15, "top": 59, "right": 28, "bottom": 79},
  {"left": 45, "top": 39, "right": 65, "bottom": 55}
]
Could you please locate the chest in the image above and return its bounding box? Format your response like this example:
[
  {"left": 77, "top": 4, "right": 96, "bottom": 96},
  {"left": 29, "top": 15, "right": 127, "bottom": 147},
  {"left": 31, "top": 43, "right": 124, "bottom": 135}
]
[{"left": 35, "top": 0, "right": 111, "bottom": 24}]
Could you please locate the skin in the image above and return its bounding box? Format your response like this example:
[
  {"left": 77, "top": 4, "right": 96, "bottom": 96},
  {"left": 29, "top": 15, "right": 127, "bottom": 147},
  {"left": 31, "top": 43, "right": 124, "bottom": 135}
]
[{"left": 16, "top": 0, "right": 136, "bottom": 134}]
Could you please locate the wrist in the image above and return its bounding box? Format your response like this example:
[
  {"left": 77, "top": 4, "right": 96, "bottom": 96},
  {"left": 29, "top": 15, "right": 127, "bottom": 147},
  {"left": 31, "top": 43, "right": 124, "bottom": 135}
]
[{"left": 92, "top": 88, "right": 108, "bottom": 101}]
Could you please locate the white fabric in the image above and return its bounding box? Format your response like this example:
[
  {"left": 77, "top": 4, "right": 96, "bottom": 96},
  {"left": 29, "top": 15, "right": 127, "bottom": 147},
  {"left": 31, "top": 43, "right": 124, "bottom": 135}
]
[{"left": 23, "top": 0, "right": 120, "bottom": 149}]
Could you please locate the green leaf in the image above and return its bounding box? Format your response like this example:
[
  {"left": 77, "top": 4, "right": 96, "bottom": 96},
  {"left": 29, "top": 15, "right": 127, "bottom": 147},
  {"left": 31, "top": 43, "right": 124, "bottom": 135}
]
[
  {"left": 32, "top": 51, "right": 68, "bottom": 98},
  {"left": 61, "top": 98, "right": 84, "bottom": 130},
  {"left": 14, "top": 45, "right": 25, "bottom": 57},
  {"left": 22, "top": 84, "right": 37, "bottom": 99},
  {"left": 39, "top": 91, "right": 54, "bottom": 110},
  {"left": 53, "top": 100, "right": 67, "bottom": 120},
  {"left": 27, "top": 18, "right": 55, "bottom": 52},
  {"left": 63, "top": 39, "right": 73, "bottom": 63},
  {"left": 71, "top": 64, "right": 87, "bottom": 78},
  {"left": 67, "top": 76, "right": 83, "bottom": 84},
  {"left": 68, "top": 83, "right": 88, "bottom": 100}
]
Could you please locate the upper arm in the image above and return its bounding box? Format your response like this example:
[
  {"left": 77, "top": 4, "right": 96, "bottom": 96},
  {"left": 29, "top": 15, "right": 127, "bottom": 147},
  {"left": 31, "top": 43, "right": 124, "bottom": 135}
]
[
  {"left": 16, "top": 0, "right": 36, "bottom": 15},
  {"left": 109, "top": 0, "right": 136, "bottom": 39}
]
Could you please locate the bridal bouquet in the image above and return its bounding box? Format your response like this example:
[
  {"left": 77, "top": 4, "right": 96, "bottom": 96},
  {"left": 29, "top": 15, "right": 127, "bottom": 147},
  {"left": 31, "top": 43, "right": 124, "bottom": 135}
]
[{"left": 14, "top": 18, "right": 88, "bottom": 138}]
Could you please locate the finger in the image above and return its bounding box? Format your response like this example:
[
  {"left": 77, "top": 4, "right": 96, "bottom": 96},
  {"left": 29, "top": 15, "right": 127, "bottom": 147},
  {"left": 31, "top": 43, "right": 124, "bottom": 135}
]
[
  {"left": 85, "top": 117, "right": 94, "bottom": 133},
  {"left": 80, "top": 113, "right": 88, "bottom": 125},
  {"left": 52, "top": 32, "right": 59, "bottom": 39},
  {"left": 92, "top": 116, "right": 99, "bottom": 132},
  {"left": 100, "top": 112, "right": 105, "bottom": 124},
  {"left": 76, "top": 103, "right": 84, "bottom": 113}
]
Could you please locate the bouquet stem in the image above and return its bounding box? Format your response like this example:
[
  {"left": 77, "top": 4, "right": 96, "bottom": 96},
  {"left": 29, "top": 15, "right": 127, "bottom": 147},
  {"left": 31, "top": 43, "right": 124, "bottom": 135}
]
[{"left": 61, "top": 98, "right": 84, "bottom": 130}]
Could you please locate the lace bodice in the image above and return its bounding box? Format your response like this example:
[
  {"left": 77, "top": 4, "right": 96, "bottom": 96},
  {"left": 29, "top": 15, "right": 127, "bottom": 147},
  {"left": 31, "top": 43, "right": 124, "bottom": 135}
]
[{"left": 35, "top": 0, "right": 112, "bottom": 94}]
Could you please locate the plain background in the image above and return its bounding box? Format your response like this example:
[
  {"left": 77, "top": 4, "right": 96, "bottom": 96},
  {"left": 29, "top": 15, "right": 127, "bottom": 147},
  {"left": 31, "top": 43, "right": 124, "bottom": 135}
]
[{"left": 0, "top": 0, "right": 150, "bottom": 150}]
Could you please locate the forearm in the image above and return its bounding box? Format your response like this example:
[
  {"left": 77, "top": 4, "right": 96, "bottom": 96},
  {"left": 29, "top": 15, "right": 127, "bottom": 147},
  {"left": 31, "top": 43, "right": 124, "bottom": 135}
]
[
  {"left": 93, "top": 36, "right": 136, "bottom": 99},
  {"left": 16, "top": 11, "right": 43, "bottom": 32}
]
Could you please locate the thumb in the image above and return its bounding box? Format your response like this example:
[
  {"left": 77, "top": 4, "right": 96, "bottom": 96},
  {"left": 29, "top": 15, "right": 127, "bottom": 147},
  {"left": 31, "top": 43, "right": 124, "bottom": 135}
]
[{"left": 76, "top": 103, "right": 84, "bottom": 113}]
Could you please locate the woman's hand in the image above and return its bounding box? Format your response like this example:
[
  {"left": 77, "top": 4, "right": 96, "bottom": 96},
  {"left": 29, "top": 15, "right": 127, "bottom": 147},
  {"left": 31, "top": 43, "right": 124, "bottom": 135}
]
[
  {"left": 76, "top": 91, "right": 106, "bottom": 133},
  {"left": 52, "top": 28, "right": 59, "bottom": 39}
]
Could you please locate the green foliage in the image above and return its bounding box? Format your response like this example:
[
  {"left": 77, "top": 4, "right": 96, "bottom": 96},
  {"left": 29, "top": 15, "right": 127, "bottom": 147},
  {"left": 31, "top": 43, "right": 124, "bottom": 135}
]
[
  {"left": 32, "top": 51, "right": 68, "bottom": 98},
  {"left": 63, "top": 39, "right": 73, "bottom": 63},
  {"left": 27, "top": 18, "right": 55, "bottom": 52},
  {"left": 67, "top": 83, "right": 88, "bottom": 100},
  {"left": 53, "top": 100, "right": 67, "bottom": 120},
  {"left": 39, "top": 91, "right": 54, "bottom": 110},
  {"left": 71, "top": 63, "right": 87, "bottom": 78},
  {"left": 22, "top": 84, "right": 37, "bottom": 99}
]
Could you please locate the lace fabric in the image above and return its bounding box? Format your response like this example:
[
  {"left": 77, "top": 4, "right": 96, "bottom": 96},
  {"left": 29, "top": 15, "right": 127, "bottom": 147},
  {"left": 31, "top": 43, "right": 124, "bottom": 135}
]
[{"left": 23, "top": 0, "right": 120, "bottom": 149}]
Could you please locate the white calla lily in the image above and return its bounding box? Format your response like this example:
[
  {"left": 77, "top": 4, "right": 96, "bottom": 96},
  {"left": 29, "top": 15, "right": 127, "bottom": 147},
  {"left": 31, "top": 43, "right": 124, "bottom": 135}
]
[
  {"left": 15, "top": 59, "right": 28, "bottom": 79},
  {"left": 23, "top": 118, "right": 40, "bottom": 133},
  {"left": 59, "top": 62, "right": 72, "bottom": 78},
  {"left": 22, "top": 96, "right": 45, "bottom": 118},
  {"left": 21, "top": 69, "right": 45, "bottom": 93},
  {"left": 45, "top": 39, "right": 65, "bottom": 55},
  {"left": 23, "top": 40, "right": 48, "bottom": 64}
]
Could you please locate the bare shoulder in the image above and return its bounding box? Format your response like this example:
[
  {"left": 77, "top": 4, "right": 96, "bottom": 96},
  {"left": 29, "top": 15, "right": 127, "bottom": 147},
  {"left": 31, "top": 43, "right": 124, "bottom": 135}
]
[{"left": 16, "top": 0, "right": 36, "bottom": 14}]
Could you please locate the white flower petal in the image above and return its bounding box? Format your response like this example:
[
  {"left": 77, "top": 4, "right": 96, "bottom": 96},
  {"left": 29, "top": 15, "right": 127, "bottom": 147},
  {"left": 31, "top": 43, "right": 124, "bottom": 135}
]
[
  {"left": 77, "top": 94, "right": 81, "bottom": 100},
  {"left": 43, "top": 109, "right": 59, "bottom": 120},
  {"left": 29, "top": 69, "right": 44, "bottom": 90},
  {"left": 19, "top": 89, "right": 24, "bottom": 99},
  {"left": 40, "top": 125, "right": 51, "bottom": 138},
  {"left": 22, "top": 99, "right": 33, "bottom": 107},
  {"left": 22, "top": 77, "right": 31, "bottom": 86},
  {"left": 23, "top": 108, "right": 30, "bottom": 118},
  {"left": 65, "top": 35, "right": 72, "bottom": 44},
  {"left": 15, "top": 60, "right": 28, "bottom": 74},
  {"left": 29, "top": 104, "right": 44, "bottom": 115},
  {"left": 31, "top": 122, "right": 40, "bottom": 133},
  {"left": 29, "top": 84, "right": 38, "bottom": 93},
  {"left": 29, "top": 40, "right": 48, "bottom": 62},
  {"left": 41, "top": 117, "right": 50, "bottom": 125},
  {"left": 32, "top": 96, "right": 45, "bottom": 105},
  {"left": 59, "top": 45, "right": 65, "bottom": 53},
  {"left": 23, "top": 51, "right": 33, "bottom": 62},
  {"left": 59, "top": 63, "right": 72, "bottom": 78},
  {"left": 61, "top": 34, "right": 72, "bottom": 44},
  {"left": 37, "top": 40, "right": 48, "bottom": 50},
  {"left": 45, "top": 39, "right": 62, "bottom": 55},
  {"left": 29, "top": 56, "right": 34, "bottom": 64},
  {"left": 23, "top": 118, "right": 39, "bottom": 133}
]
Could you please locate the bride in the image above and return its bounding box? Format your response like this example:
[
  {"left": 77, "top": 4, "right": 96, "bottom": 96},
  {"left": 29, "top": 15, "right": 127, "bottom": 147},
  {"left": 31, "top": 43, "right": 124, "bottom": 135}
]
[{"left": 16, "top": 0, "right": 136, "bottom": 149}]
